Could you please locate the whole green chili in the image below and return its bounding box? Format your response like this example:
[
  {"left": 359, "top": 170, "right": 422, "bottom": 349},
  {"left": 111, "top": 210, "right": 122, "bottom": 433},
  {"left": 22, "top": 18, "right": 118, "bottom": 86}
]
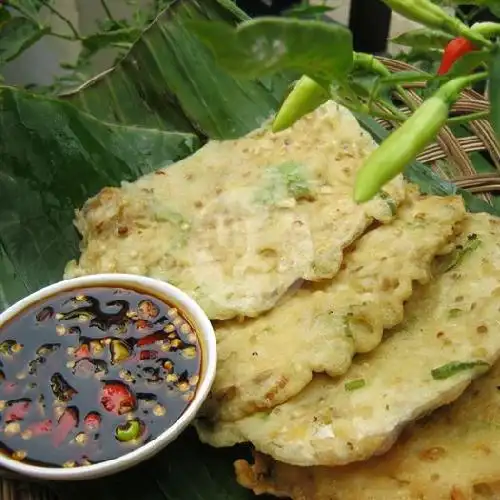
[
  {"left": 381, "top": 0, "right": 491, "bottom": 48},
  {"left": 354, "top": 72, "right": 488, "bottom": 203},
  {"left": 272, "top": 75, "right": 329, "bottom": 133}
]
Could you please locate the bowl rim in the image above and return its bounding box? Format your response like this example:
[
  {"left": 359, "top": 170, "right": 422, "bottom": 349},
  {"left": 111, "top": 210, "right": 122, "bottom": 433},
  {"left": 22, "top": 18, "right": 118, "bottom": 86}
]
[{"left": 0, "top": 273, "right": 217, "bottom": 481}]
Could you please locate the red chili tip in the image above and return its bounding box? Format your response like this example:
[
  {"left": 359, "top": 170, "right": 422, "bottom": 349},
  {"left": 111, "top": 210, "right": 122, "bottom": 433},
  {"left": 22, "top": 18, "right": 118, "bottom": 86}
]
[
  {"left": 100, "top": 382, "right": 136, "bottom": 415},
  {"left": 437, "top": 37, "right": 476, "bottom": 75}
]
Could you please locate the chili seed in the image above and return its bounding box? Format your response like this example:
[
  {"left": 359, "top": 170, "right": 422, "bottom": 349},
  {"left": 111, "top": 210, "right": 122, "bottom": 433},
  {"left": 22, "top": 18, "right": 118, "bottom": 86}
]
[
  {"left": 163, "top": 361, "right": 173, "bottom": 371},
  {"left": 167, "top": 308, "right": 178, "bottom": 318},
  {"left": 75, "top": 295, "right": 86, "bottom": 301},
  {"left": 12, "top": 450, "right": 27, "bottom": 461},
  {"left": 166, "top": 374, "right": 178, "bottom": 382},
  {"left": 188, "top": 334, "right": 197, "bottom": 343},
  {"left": 180, "top": 324, "right": 191, "bottom": 335},
  {"left": 138, "top": 300, "right": 160, "bottom": 320},
  {"left": 182, "top": 392, "right": 195, "bottom": 402},
  {"left": 171, "top": 339, "right": 181, "bottom": 348},
  {"left": 55, "top": 313, "right": 64, "bottom": 320},
  {"left": 182, "top": 347, "right": 197, "bottom": 359},
  {"left": 11, "top": 343, "right": 23, "bottom": 353},
  {"left": 164, "top": 324, "right": 175, "bottom": 333},
  {"left": 153, "top": 405, "right": 166, "bottom": 417},
  {"left": 5, "top": 423, "right": 21, "bottom": 436},
  {"left": 173, "top": 317, "right": 183, "bottom": 327},
  {"left": 189, "top": 375, "right": 199, "bottom": 386},
  {"left": 75, "top": 433, "right": 88, "bottom": 445},
  {"left": 63, "top": 461, "right": 76, "bottom": 468},
  {"left": 168, "top": 333, "right": 177, "bottom": 339},
  {"left": 160, "top": 343, "right": 171, "bottom": 352},
  {"left": 178, "top": 382, "right": 190, "bottom": 392},
  {"left": 126, "top": 310, "right": 138, "bottom": 319},
  {"left": 21, "top": 430, "right": 33, "bottom": 440},
  {"left": 56, "top": 325, "right": 66, "bottom": 336}
]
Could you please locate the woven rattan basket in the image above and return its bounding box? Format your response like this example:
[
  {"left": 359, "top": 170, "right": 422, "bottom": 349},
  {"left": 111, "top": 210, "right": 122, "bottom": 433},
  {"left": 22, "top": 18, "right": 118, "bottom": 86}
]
[{"left": 2, "top": 57, "right": 499, "bottom": 500}]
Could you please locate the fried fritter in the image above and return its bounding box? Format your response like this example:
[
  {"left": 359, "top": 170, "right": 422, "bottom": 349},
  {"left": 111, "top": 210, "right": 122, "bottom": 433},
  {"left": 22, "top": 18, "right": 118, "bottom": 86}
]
[
  {"left": 64, "top": 102, "right": 406, "bottom": 320},
  {"left": 206, "top": 193, "right": 466, "bottom": 421},
  {"left": 197, "top": 214, "right": 500, "bottom": 467},
  {"left": 235, "top": 360, "right": 500, "bottom": 500}
]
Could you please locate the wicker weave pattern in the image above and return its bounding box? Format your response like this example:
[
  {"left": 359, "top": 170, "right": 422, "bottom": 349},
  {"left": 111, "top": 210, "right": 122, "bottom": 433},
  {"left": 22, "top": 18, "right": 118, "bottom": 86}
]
[{"left": 1, "top": 57, "right": 498, "bottom": 500}]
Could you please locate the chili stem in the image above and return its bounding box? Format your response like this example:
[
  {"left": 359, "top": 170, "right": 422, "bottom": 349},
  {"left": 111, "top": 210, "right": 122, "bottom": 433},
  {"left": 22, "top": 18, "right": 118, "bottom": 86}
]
[{"left": 447, "top": 110, "right": 490, "bottom": 124}]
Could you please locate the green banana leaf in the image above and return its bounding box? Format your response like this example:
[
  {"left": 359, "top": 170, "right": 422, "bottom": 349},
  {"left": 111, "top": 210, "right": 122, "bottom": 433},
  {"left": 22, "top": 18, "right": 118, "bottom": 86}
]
[
  {"left": 1, "top": 0, "right": 499, "bottom": 498},
  {"left": 61, "top": 0, "right": 293, "bottom": 139}
]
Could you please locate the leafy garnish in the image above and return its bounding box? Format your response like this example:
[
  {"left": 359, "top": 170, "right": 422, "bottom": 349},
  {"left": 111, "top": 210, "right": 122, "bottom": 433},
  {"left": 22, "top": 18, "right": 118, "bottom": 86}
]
[
  {"left": 440, "top": 233, "right": 481, "bottom": 272},
  {"left": 379, "top": 190, "right": 397, "bottom": 216},
  {"left": 431, "top": 360, "right": 490, "bottom": 380},
  {"left": 278, "top": 162, "right": 314, "bottom": 200},
  {"left": 345, "top": 378, "right": 366, "bottom": 391}
]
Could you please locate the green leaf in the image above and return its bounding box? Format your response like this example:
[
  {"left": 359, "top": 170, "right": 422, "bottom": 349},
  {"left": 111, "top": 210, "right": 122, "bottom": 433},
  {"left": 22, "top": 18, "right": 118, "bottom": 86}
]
[
  {"left": 0, "top": 17, "right": 47, "bottom": 64},
  {"left": 82, "top": 27, "right": 143, "bottom": 55},
  {"left": 7, "top": 0, "right": 45, "bottom": 18},
  {"left": 391, "top": 28, "right": 454, "bottom": 50},
  {"left": 489, "top": 44, "right": 500, "bottom": 143},
  {"left": 284, "top": 3, "right": 336, "bottom": 19},
  {"left": 63, "top": 0, "right": 293, "bottom": 139},
  {"left": 189, "top": 17, "right": 354, "bottom": 81},
  {"left": 0, "top": 86, "right": 200, "bottom": 307}
]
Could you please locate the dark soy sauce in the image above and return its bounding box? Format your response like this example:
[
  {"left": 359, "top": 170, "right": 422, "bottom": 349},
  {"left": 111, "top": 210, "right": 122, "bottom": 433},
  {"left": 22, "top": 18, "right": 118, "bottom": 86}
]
[{"left": 0, "top": 287, "right": 202, "bottom": 468}]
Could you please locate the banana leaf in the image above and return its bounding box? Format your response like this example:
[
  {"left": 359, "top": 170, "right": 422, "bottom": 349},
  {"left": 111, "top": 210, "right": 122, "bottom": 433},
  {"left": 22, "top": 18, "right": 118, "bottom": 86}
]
[
  {"left": 61, "top": 0, "right": 293, "bottom": 139},
  {"left": 0, "top": 0, "right": 499, "bottom": 498}
]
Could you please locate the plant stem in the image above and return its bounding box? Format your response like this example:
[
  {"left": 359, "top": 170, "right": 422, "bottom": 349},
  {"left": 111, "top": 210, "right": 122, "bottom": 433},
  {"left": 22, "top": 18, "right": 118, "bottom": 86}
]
[
  {"left": 39, "top": 0, "right": 81, "bottom": 40},
  {"left": 47, "top": 32, "right": 76, "bottom": 41},
  {"left": 447, "top": 110, "right": 490, "bottom": 124},
  {"left": 100, "top": 0, "right": 116, "bottom": 21}
]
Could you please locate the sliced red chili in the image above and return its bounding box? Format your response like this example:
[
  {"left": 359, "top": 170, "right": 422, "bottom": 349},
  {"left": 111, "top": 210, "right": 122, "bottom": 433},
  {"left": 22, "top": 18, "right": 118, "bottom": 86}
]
[
  {"left": 52, "top": 408, "right": 78, "bottom": 447},
  {"left": 437, "top": 37, "right": 476, "bottom": 75},
  {"left": 4, "top": 400, "right": 31, "bottom": 422},
  {"left": 100, "top": 382, "right": 136, "bottom": 415},
  {"left": 84, "top": 412, "right": 101, "bottom": 430},
  {"left": 74, "top": 343, "right": 91, "bottom": 359},
  {"left": 28, "top": 419, "right": 53, "bottom": 437},
  {"left": 139, "top": 350, "right": 158, "bottom": 361},
  {"left": 136, "top": 332, "right": 166, "bottom": 347}
]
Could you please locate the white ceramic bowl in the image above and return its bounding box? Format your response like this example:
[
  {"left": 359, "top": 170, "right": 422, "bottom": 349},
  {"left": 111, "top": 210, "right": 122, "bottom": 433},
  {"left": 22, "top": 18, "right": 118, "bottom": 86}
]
[{"left": 0, "top": 274, "right": 217, "bottom": 481}]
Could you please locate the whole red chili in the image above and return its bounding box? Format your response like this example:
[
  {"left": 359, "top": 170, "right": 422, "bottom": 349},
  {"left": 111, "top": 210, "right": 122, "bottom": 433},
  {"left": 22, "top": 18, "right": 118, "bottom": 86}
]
[{"left": 437, "top": 37, "right": 476, "bottom": 75}]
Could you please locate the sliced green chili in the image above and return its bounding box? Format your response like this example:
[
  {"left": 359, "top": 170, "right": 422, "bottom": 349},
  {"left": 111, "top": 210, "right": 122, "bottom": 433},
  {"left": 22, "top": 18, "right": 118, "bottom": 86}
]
[
  {"left": 431, "top": 360, "right": 489, "bottom": 380},
  {"left": 345, "top": 379, "right": 366, "bottom": 391},
  {"left": 115, "top": 419, "right": 141, "bottom": 442},
  {"left": 440, "top": 234, "right": 481, "bottom": 272}
]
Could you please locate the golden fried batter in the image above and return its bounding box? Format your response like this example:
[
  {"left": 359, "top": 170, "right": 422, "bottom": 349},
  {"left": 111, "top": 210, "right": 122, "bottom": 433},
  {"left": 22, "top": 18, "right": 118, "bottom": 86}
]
[
  {"left": 65, "top": 102, "right": 405, "bottom": 320},
  {"left": 235, "top": 360, "right": 500, "bottom": 500},
  {"left": 197, "top": 214, "right": 500, "bottom": 468},
  {"left": 206, "top": 193, "right": 466, "bottom": 421}
]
